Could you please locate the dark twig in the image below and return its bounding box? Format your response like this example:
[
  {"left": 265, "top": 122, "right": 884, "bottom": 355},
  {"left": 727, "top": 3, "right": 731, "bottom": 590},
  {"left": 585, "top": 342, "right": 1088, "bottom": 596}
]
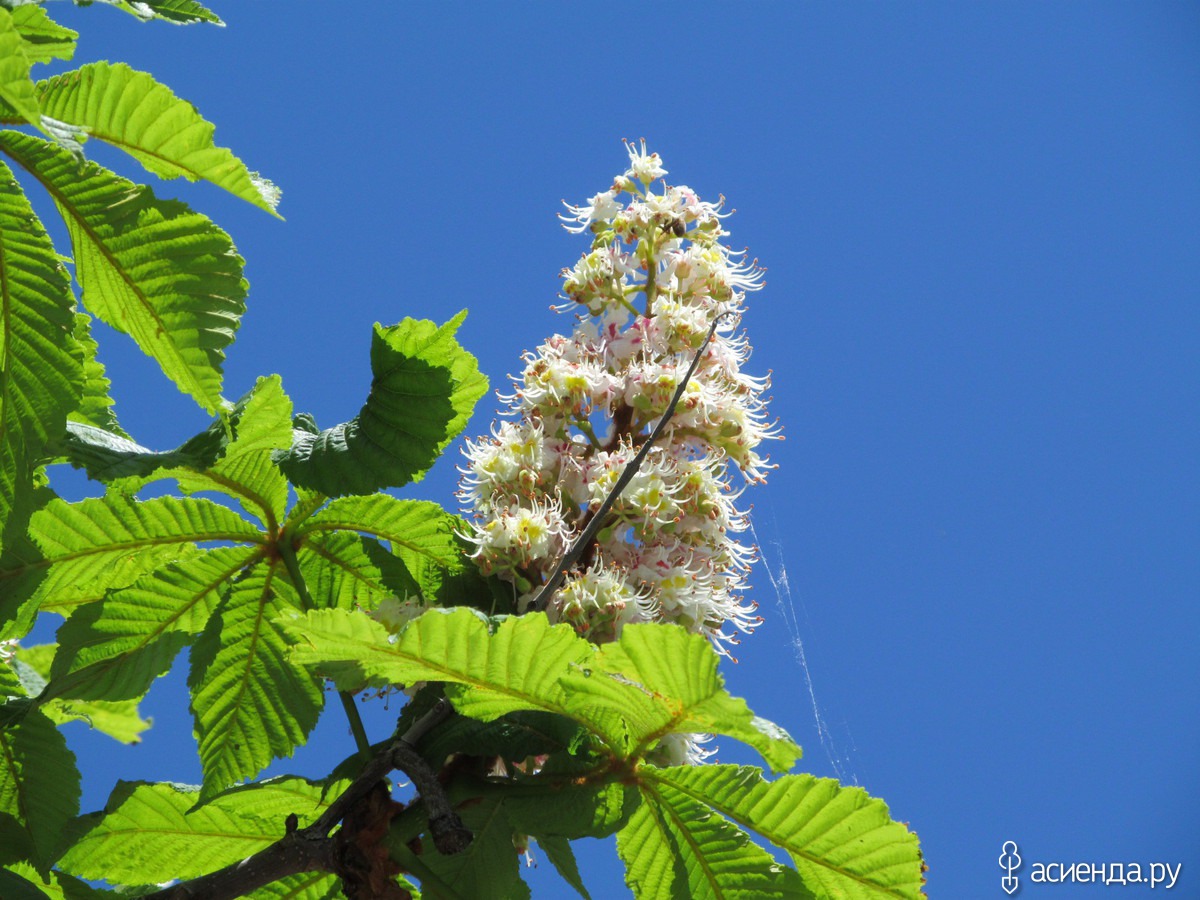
[
  {"left": 141, "top": 700, "right": 465, "bottom": 900},
  {"left": 529, "top": 312, "right": 731, "bottom": 611}
]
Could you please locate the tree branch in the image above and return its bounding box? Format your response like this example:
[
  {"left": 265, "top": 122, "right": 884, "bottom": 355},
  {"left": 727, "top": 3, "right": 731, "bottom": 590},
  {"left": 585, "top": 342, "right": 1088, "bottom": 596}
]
[{"left": 141, "top": 700, "right": 468, "bottom": 900}]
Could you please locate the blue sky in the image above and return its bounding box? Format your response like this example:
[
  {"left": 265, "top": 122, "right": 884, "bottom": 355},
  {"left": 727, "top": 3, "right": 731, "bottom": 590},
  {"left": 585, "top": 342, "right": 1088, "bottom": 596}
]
[{"left": 25, "top": 3, "right": 1199, "bottom": 897}]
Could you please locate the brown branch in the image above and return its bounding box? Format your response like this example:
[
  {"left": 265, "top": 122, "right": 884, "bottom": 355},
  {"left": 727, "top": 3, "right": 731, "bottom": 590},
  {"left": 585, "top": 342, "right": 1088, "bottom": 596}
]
[{"left": 142, "top": 700, "right": 467, "bottom": 900}]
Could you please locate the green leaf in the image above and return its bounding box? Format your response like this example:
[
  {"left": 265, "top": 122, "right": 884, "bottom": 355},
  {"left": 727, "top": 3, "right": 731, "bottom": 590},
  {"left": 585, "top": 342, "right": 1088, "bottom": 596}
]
[
  {"left": 617, "top": 781, "right": 807, "bottom": 900},
  {"left": 0, "top": 10, "right": 39, "bottom": 124},
  {"left": 47, "top": 545, "right": 258, "bottom": 702},
  {"left": 15, "top": 644, "right": 150, "bottom": 743},
  {"left": 189, "top": 563, "right": 324, "bottom": 798},
  {"left": 0, "top": 160, "right": 80, "bottom": 562},
  {"left": 0, "top": 494, "right": 261, "bottom": 616},
  {"left": 53, "top": 375, "right": 289, "bottom": 491},
  {"left": 246, "top": 873, "right": 341, "bottom": 900},
  {"left": 58, "top": 776, "right": 343, "bottom": 884},
  {"left": 8, "top": 6, "right": 77, "bottom": 65},
  {"left": 67, "top": 313, "right": 125, "bottom": 437},
  {"left": 276, "top": 312, "right": 487, "bottom": 496},
  {"left": 288, "top": 608, "right": 596, "bottom": 729},
  {"left": 0, "top": 704, "right": 80, "bottom": 869},
  {"left": 561, "top": 624, "right": 801, "bottom": 772},
  {"left": 420, "top": 709, "right": 588, "bottom": 767},
  {"left": 36, "top": 63, "right": 279, "bottom": 214},
  {"left": 391, "top": 792, "right": 528, "bottom": 900},
  {"left": 0, "top": 131, "right": 247, "bottom": 413},
  {"left": 171, "top": 375, "right": 292, "bottom": 526},
  {"left": 41, "top": 694, "right": 150, "bottom": 744},
  {"left": 98, "top": 0, "right": 224, "bottom": 25},
  {"left": 297, "top": 530, "right": 418, "bottom": 611},
  {"left": 504, "top": 779, "right": 636, "bottom": 840},
  {"left": 648, "top": 766, "right": 925, "bottom": 900},
  {"left": 300, "top": 495, "right": 466, "bottom": 584},
  {"left": 536, "top": 835, "right": 591, "bottom": 900},
  {"left": 0, "top": 862, "right": 107, "bottom": 900}
]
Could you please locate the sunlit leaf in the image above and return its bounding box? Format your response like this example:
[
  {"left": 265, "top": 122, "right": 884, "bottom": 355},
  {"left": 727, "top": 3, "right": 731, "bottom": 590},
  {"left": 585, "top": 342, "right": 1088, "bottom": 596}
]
[
  {"left": 649, "top": 765, "right": 925, "bottom": 900},
  {"left": 36, "top": 62, "right": 278, "bottom": 214},
  {"left": 97, "top": 0, "right": 224, "bottom": 26},
  {"left": 0, "top": 161, "right": 79, "bottom": 564},
  {"left": 189, "top": 562, "right": 324, "bottom": 798},
  {"left": 617, "top": 780, "right": 807, "bottom": 900},
  {"left": 47, "top": 545, "right": 259, "bottom": 702},
  {"left": 7, "top": 6, "right": 77, "bottom": 65},
  {"left": 67, "top": 313, "right": 125, "bottom": 437},
  {"left": 276, "top": 312, "right": 487, "bottom": 496},
  {"left": 0, "top": 704, "right": 79, "bottom": 869},
  {"left": 0, "top": 862, "right": 105, "bottom": 900},
  {"left": 15, "top": 644, "right": 150, "bottom": 744},
  {"left": 0, "top": 494, "right": 261, "bottom": 615},
  {"left": 560, "top": 624, "right": 801, "bottom": 772},
  {"left": 58, "top": 776, "right": 344, "bottom": 884},
  {"left": 0, "top": 131, "right": 247, "bottom": 414},
  {"left": 0, "top": 10, "right": 39, "bottom": 124},
  {"left": 288, "top": 608, "right": 594, "bottom": 729}
]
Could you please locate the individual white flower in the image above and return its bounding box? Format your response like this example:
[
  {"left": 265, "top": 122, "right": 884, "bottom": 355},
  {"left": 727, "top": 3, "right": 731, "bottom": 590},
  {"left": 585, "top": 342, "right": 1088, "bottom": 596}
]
[
  {"left": 547, "top": 558, "right": 654, "bottom": 642},
  {"left": 463, "top": 498, "right": 570, "bottom": 575},
  {"left": 559, "top": 189, "right": 624, "bottom": 234},
  {"left": 624, "top": 138, "right": 667, "bottom": 184},
  {"left": 646, "top": 732, "right": 717, "bottom": 767}
]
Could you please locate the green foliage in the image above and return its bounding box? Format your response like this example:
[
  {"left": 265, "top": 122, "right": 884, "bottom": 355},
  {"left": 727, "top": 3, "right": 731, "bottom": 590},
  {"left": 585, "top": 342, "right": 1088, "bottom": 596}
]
[
  {"left": 276, "top": 312, "right": 489, "bottom": 497},
  {"left": 0, "top": 130, "right": 249, "bottom": 414},
  {"left": 0, "top": 6, "right": 924, "bottom": 898},
  {"left": 36, "top": 62, "right": 279, "bottom": 214},
  {"left": 0, "top": 157, "right": 80, "bottom": 564},
  {"left": 58, "top": 777, "right": 345, "bottom": 884}
]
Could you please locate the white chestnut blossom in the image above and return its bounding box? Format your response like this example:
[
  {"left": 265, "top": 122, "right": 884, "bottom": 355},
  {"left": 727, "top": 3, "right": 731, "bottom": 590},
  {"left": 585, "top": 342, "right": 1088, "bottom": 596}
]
[{"left": 460, "top": 143, "right": 779, "bottom": 655}]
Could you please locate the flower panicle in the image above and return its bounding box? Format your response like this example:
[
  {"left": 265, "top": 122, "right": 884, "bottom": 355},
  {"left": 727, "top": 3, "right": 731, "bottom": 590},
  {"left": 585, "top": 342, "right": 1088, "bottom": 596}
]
[{"left": 460, "top": 144, "right": 781, "bottom": 664}]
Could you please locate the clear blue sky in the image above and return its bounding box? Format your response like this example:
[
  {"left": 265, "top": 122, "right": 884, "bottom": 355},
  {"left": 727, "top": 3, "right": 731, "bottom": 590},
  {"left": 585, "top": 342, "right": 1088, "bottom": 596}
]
[{"left": 27, "top": 3, "right": 1199, "bottom": 897}]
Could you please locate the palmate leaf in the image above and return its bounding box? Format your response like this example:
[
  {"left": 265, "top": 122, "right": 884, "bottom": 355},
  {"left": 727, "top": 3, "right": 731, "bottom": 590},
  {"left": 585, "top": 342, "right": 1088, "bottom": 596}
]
[
  {"left": 0, "top": 9, "right": 39, "bottom": 124},
  {"left": 47, "top": 545, "right": 259, "bottom": 702},
  {"left": 36, "top": 62, "right": 278, "bottom": 214},
  {"left": 299, "top": 494, "right": 467, "bottom": 591},
  {"left": 0, "top": 704, "right": 80, "bottom": 869},
  {"left": 560, "top": 624, "right": 801, "bottom": 772},
  {"left": 58, "top": 776, "right": 345, "bottom": 885},
  {"left": 288, "top": 608, "right": 595, "bottom": 727},
  {"left": 189, "top": 562, "right": 324, "bottom": 798},
  {"left": 276, "top": 312, "right": 487, "bottom": 496},
  {"left": 15, "top": 644, "right": 150, "bottom": 744},
  {"left": 0, "top": 131, "right": 247, "bottom": 414},
  {"left": 0, "top": 494, "right": 262, "bottom": 615},
  {"left": 649, "top": 766, "right": 926, "bottom": 900},
  {"left": 8, "top": 6, "right": 77, "bottom": 65},
  {"left": 0, "top": 160, "right": 80, "bottom": 563},
  {"left": 616, "top": 780, "right": 808, "bottom": 900}
]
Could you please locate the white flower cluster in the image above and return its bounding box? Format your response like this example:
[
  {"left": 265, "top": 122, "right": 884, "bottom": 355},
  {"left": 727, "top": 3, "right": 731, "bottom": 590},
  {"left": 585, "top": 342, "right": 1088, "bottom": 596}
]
[{"left": 459, "top": 142, "right": 779, "bottom": 654}]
